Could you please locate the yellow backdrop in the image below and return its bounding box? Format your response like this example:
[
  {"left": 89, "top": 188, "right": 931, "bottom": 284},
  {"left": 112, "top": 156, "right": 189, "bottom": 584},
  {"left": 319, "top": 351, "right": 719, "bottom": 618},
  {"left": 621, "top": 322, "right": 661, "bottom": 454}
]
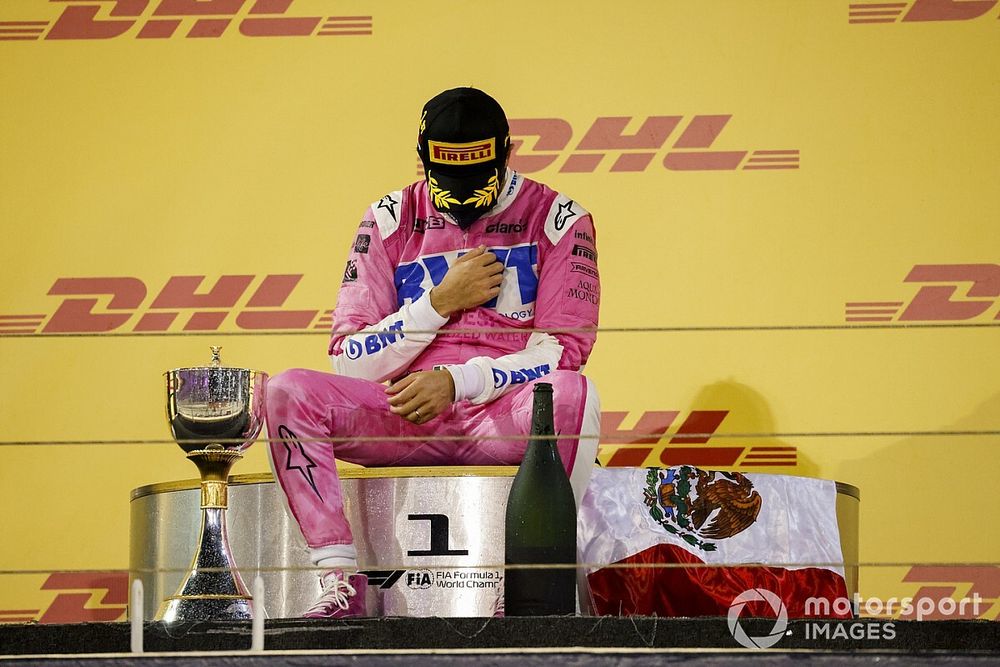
[{"left": 0, "top": 0, "right": 997, "bottom": 621}]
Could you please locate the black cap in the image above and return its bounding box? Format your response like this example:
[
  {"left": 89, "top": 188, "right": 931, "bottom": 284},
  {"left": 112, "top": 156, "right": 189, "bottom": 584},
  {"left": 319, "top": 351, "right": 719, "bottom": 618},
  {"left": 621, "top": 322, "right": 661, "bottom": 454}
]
[{"left": 417, "top": 88, "right": 510, "bottom": 218}]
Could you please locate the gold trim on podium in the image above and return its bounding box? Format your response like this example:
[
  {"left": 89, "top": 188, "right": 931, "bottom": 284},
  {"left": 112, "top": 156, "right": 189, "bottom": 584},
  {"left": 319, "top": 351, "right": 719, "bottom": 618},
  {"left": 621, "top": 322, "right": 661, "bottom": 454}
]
[
  {"left": 130, "top": 466, "right": 519, "bottom": 501},
  {"left": 132, "top": 467, "right": 860, "bottom": 501}
]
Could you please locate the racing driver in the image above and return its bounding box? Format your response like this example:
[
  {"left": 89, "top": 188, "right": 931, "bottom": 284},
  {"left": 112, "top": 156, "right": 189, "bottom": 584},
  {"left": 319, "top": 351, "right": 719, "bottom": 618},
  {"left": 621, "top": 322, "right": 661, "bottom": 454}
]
[{"left": 265, "top": 87, "right": 601, "bottom": 618}]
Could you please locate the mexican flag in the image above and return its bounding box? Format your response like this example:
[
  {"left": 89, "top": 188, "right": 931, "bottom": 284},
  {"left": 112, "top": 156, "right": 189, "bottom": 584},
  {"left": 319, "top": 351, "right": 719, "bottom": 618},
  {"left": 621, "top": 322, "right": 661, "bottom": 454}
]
[{"left": 578, "top": 466, "right": 850, "bottom": 618}]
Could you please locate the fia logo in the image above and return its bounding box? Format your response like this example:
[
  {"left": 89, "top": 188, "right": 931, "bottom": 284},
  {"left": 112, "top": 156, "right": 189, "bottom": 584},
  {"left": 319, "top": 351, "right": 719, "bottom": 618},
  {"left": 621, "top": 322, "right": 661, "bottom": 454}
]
[{"left": 406, "top": 570, "right": 434, "bottom": 590}]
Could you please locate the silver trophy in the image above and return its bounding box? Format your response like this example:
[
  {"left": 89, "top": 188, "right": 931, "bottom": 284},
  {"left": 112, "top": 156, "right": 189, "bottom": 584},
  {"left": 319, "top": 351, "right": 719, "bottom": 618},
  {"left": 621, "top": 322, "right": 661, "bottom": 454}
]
[{"left": 159, "top": 346, "right": 268, "bottom": 622}]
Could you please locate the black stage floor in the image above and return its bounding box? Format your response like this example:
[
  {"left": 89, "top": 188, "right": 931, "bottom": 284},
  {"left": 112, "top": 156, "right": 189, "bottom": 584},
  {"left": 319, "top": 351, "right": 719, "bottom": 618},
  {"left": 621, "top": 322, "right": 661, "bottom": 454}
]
[{"left": 1, "top": 617, "right": 998, "bottom": 662}]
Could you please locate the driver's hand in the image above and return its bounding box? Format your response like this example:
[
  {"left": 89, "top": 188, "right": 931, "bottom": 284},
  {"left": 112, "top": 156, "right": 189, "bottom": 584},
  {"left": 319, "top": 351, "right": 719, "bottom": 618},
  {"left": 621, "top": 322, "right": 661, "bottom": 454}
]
[
  {"left": 386, "top": 369, "right": 456, "bottom": 424},
  {"left": 430, "top": 245, "right": 504, "bottom": 317}
]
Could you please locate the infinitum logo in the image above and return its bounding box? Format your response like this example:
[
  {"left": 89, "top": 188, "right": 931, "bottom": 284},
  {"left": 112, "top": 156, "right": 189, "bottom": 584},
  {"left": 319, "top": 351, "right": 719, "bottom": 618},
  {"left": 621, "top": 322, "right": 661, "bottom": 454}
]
[
  {"left": 849, "top": 0, "right": 1000, "bottom": 24},
  {"left": 0, "top": 0, "right": 373, "bottom": 41}
]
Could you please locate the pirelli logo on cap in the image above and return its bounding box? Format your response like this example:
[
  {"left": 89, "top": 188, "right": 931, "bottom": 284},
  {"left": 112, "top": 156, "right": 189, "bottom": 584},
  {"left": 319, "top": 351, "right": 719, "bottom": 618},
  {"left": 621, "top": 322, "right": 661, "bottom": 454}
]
[{"left": 428, "top": 138, "right": 496, "bottom": 165}]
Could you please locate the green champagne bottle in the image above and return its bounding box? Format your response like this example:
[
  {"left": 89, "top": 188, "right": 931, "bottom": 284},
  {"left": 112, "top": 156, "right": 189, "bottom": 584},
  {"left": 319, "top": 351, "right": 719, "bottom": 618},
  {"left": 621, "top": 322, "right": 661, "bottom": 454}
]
[{"left": 504, "top": 382, "right": 577, "bottom": 615}]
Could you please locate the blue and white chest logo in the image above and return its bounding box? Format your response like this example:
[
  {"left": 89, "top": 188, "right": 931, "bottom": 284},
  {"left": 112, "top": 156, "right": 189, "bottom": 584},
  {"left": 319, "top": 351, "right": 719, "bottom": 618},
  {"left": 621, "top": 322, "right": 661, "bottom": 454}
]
[{"left": 394, "top": 243, "right": 539, "bottom": 320}]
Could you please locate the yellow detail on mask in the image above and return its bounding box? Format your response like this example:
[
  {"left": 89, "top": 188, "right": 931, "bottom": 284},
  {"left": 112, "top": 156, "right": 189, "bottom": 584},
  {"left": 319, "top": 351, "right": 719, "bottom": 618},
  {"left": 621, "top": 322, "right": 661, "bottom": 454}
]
[
  {"left": 462, "top": 171, "right": 500, "bottom": 209},
  {"left": 428, "top": 172, "right": 461, "bottom": 210}
]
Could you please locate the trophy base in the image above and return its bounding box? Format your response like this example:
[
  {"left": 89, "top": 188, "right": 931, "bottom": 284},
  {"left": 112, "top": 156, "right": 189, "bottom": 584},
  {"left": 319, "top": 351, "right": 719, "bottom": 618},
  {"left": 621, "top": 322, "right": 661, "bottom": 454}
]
[{"left": 159, "top": 594, "right": 254, "bottom": 623}]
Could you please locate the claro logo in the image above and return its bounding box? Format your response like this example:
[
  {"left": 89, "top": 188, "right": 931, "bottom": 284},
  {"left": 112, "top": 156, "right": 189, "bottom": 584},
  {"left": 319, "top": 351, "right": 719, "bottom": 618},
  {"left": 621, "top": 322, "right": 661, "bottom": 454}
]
[
  {"left": 845, "top": 264, "right": 1000, "bottom": 322},
  {"left": 0, "top": 274, "right": 329, "bottom": 334},
  {"left": 507, "top": 116, "right": 799, "bottom": 174},
  {"left": 849, "top": 0, "right": 1000, "bottom": 24},
  {"left": 0, "top": 0, "right": 372, "bottom": 41}
]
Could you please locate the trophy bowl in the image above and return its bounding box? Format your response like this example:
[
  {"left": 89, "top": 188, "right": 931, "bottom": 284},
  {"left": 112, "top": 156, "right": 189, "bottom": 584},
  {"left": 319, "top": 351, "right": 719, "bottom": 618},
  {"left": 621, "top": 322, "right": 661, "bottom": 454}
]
[
  {"left": 165, "top": 354, "right": 267, "bottom": 453},
  {"left": 157, "top": 347, "right": 269, "bottom": 622}
]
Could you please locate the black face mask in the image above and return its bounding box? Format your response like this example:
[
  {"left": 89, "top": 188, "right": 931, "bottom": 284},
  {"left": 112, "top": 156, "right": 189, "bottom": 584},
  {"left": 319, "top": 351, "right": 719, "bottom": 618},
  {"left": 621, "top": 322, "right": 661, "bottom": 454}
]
[
  {"left": 447, "top": 206, "right": 490, "bottom": 229},
  {"left": 425, "top": 164, "right": 505, "bottom": 228}
]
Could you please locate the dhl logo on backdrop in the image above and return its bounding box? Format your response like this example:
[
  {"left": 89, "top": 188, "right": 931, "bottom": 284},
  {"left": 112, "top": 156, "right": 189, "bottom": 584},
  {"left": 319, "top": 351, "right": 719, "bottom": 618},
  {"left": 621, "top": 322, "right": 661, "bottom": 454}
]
[
  {"left": 0, "top": 275, "right": 331, "bottom": 333},
  {"left": 0, "top": 0, "right": 372, "bottom": 41},
  {"left": 3, "top": 265, "right": 994, "bottom": 334},
  {"left": 849, "top": 0, "right": 1000, "bottom": 23},
  {"left": 3, "top": 564, "right": 997, "bottom": 624},
  {"left": 0, "top": 572, "right": 127, "bottom": 624},
  {"left": 845, "top": 264, "right": 1000, "bottom": 322},
  {"left": 596, "top": 410, "right": 797, "bottom": 469},
  {"left": 508, "top": 116, "right": 799, "bottom": 174}
]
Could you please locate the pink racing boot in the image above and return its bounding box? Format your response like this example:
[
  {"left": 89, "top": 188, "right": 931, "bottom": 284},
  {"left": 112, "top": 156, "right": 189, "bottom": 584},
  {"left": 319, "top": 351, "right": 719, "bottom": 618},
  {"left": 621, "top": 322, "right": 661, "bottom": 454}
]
[{"left": 302, "top": 571, "right": 368, "bottom": 619}]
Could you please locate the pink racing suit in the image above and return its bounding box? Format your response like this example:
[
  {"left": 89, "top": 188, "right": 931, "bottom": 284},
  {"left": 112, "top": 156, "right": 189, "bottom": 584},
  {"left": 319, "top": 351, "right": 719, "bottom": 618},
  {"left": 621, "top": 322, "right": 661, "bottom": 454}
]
[{"left": 265, "top": 170, "right": 601, "bottom": 562}]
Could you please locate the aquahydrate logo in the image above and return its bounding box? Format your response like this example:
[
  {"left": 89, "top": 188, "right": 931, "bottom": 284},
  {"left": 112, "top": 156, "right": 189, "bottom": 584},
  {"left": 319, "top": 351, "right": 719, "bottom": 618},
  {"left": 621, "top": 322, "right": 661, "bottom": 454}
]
[{"left": 0, "top": 0, "right": 373, "bottom": 42}]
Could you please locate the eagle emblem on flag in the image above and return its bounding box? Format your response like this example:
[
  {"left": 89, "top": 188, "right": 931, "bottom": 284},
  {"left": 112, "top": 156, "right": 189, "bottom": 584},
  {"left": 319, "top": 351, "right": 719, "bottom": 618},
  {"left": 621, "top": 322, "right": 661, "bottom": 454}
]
[{"left": 643, "top": 466, "right": 763, "bottom": 551}]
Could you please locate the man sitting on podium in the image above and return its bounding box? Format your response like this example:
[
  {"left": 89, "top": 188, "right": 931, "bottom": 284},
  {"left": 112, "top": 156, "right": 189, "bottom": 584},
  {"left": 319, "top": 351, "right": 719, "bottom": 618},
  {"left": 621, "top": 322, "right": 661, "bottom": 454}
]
[{"left": 265, "top": 87, "right": 601, "bottom": 618}]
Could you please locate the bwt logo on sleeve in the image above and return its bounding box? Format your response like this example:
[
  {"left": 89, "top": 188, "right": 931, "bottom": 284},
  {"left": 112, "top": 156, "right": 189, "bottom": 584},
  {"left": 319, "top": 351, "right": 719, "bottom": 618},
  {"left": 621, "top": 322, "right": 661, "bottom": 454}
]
[
  {"left": 492, "top": 364, "right": 551, "bottom": 389},
  {"left": 845, "top": 263, "right": 1000, "bottom": 323},
  {"left": 849, "top": 0, "right": 1000, "bottom": 24},
  {"left": 508, "top": 115, "right": 799, "bottom": 174},
  {"left": 0, "top": 0, "right": 373, "bottom": 42},
  {"left": 344, "top": 320, "right": 404, "bottom": 359},
  {"left": 394, "top": 244, "right": 539, "bottom": 319}
]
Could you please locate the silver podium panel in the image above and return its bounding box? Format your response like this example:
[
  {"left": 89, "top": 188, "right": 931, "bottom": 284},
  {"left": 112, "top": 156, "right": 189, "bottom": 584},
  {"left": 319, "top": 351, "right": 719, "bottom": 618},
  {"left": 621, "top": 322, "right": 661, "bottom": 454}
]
[
  {"left": 130, "top": 467, "right": 513, "bottom": 620},
  {"left": 131, "top": 468, "right": 860, "bottom": 620}
]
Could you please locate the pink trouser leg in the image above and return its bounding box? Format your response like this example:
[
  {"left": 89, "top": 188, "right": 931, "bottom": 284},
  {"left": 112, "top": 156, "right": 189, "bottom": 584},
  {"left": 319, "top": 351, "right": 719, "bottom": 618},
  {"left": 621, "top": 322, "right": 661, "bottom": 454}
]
[
  {"left": 462, "top": 370, "right": 590, "bottom": 474},
  {"left": 265, "top": 369, "right": 416, "bottom": 549},
  {"left": 265, "top": 368, "right": 597, "bottom": 552}
]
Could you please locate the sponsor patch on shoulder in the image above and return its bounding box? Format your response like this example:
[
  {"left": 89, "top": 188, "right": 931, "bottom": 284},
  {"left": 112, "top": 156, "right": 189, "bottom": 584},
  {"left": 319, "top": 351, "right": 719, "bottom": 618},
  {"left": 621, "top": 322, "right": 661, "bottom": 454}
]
[
  {"left": 371, "top": 191, "right": 403, "bottom": 239},
  {"left": 544, "top": 194, "right": 589, "bottom": 245},
  {"left": 343, "top": 259, "right": 358, "bottom": 283},
  {"left": 354, "top": 234, "right": 370, "bottom": 254}
]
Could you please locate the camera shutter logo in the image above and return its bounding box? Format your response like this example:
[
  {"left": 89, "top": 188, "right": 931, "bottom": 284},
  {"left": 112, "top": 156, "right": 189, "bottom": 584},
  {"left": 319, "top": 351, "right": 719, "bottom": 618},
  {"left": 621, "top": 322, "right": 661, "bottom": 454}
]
[{"left": 727, "top": 588, "right": 788, "bottom": 649}]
